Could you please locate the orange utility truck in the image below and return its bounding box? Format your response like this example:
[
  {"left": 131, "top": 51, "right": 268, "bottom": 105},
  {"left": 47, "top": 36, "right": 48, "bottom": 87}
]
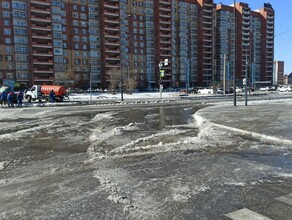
[{"left": 25, "top": 85, "right": 67, "bottom": 102}]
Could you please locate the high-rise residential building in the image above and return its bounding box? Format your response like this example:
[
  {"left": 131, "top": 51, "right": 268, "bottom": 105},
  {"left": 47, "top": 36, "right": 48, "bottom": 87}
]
[
  {"left": 274, "top": 60, "right": 284, "bottom": 85},
  {"left": 0, "top": 1, "right": 275, "bottom": 90},
  {"left": 216, "top": 2, "right": 275, "bottom": 89}
]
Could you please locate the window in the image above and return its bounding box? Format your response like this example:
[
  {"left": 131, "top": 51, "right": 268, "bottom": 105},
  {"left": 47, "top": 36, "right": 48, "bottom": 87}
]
[
  {"left": 3, "top": 11, "right": 11, "bottom": 17},
  {"left": 15, "top": 46, "right": 28, "bottom": 53},
  {"left": 5, "top": 38, "right": 11, "bottom": 44},
  {"left": 4, "top": 29, "right": 11, "bottom": 35},
  {"left": 54, "top": 48, "right": 63, "bottom": 55},
  {"left": 74, "top": 36, "right": 80, "bottom": 42},
  {"left": 5, "top": 55, "right": 13, "bottom": 61},
  {"left": 6, "top": 47, "right": 12, "bottom": 53},
  {"left": 4, "top": 20, "right": 10, "bottom": 26},
  {"left": 2, "top": 2, "right": 10, "bottom": 9},
  {"left": 80, "top": 14, "right": 87, "bottom": 20},
  {"left": 12, "top": 2, "right": 26, "bottom": 10}
]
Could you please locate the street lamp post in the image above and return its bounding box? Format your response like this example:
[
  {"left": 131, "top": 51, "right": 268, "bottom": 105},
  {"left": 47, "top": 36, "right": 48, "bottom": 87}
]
[
  {"left": 159, "top": 62, "right": 163, "bottom": 100},
  {"left": 244, "top": 44, "right": 248, "bottom": 106},
  {"left": 244, "top": 61, "right": 248, "bottom": 106},
  {"left": 120, "top": 65, "right": 124, "bottom": 101},
  {"left": 90, "top": 71, "right": 92, "bottom": 104},
  {"left": 223, "top": 53, "right": 226, "bottom": 96}
]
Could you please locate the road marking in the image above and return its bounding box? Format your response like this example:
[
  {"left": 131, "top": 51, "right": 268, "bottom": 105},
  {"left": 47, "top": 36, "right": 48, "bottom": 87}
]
[
  {"left": 275, "top": 193, "right": 292, "bottom": 206},
  {"left": 224, "top": 208, "right": 272, "bottom": 220}
]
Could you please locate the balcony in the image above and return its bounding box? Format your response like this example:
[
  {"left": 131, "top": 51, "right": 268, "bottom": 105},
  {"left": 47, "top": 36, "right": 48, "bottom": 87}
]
[
  {"left": 32, "top": 33, "right": 52, "bottom": 39},
  {"left": 160, "top": 26, "right": 171, "bottom": 32},
  {"left": 30, "top": 0, "right": 51, "bottom": 6},
  {"left": 160, "top": 40, "right": 171, "bottom": 44},
  {"left": 105, "top": 49, "right": 119, "bottom": 54},
  {"left": 32, "top": 50, "right": 53, "bottom": 56},
  {"left": 159, "top": 13, "right": 171, "bottom": 19},
  {"left": 104, "top": 18, "right": 119, "bottom": 24},
  {"left": 31, "top": 16, "right": 51, "bottom": 23},
  {"left": 104, "top": 26, "right": 119, "bottom": 32},
  {"left": 32, "top": 42, "right": 52, "bottom": 48},
  {"left": 242, "top": 21, "right": 250, "bottom": 25},
  {"left": 104, "top": 3, "right": 119, "bottom": 9},
  {"left": 160, "top": 33, "right": 171, "bottom": 38},
  {"left": 159, "top": 6, "right": 171, "bottom": 12},
  {"left": 33, "top": 60, "right": 53, "bottom": 65},
  {"left": 31, "top": 8, "right": 51, "bottom": 14},
  {"left": 160, "top": 20, "right": 170, "bottom": 25},
  {"left": 160, "top": 45, "right": 171, "bottom": 50},
  {"left": 33, "top": 68, "right": 53, "bottom": 73},
  {"left": 105, "top": 34, "right": 119, "bottom": 39},
  {"left": 105, "top": 64, "right": 120, "bottom": 68},
  {"left": 104, "top": 11, "right": 119, "bottom": 17},
  {"left": 105, "top": 41, "right": 119, "bottom": 46},
  {"left": 160, "top": 0, "right": 171, "bottom": 5},
  {"left": 31, "top": 24, "right": 51, "bottom": 31}
]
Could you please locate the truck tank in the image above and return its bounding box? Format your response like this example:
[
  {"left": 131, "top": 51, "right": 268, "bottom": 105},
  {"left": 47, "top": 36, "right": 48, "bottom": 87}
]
[{"left": 41, "top": 85, "right": 67, "bottom": 97}]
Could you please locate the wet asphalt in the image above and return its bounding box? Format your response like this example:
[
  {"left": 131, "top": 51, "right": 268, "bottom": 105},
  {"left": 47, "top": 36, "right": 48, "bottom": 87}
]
[{"left": 0, "top": 101, "right": 291, "bottom": 219}]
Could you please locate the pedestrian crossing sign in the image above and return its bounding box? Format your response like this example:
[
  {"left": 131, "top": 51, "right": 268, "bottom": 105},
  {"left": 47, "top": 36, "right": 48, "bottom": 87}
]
[{"left": 160, "top": 70, "right": 165, "bottom": 77}]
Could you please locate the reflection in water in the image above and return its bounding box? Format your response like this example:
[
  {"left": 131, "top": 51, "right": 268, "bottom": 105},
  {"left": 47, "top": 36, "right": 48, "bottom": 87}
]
[{"left": 159, "top": 107, "right": 166, "bottom": 129}]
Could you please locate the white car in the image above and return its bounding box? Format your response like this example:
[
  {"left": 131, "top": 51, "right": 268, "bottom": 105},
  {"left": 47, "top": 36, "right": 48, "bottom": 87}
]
[
  {"left": 197, "top": 88, "right": 213, "bottom": 95},
  {"left": 259, "top": 86, "right": 269, "bottom": 91},
  {"left": 277, "top": 86, "right": 292, "bottom": 92}
]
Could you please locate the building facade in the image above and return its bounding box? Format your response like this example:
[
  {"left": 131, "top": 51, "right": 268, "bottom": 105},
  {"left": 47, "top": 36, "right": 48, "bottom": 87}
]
[
  {"left": 273, "top": 60, "right": 284, "bottom": 85},
  {"left": 0, "top": 0, "right": 275, "bottom": 90},
  {"left": 215, "top": 2, "right": 275, "bottom": 90}
]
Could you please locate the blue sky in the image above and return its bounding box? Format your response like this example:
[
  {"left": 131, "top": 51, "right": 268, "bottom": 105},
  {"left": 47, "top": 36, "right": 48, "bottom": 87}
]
[{"left": 214, "top": 0, "right": 292, "bottom": 74}]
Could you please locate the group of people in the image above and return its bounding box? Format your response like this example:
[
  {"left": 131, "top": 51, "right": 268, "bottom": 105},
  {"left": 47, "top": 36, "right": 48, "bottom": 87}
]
[{"left": 0, "top": 90, "right": 24, "bottom": 108}]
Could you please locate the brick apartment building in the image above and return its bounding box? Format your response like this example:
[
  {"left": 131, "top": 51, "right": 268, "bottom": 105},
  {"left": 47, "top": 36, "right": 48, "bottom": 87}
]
[
  {"left": 0, "top": 0, "right": 274, "bottom": 90},
  {"left": 273, "top": 60, "right": 284, "bottom": 85}
]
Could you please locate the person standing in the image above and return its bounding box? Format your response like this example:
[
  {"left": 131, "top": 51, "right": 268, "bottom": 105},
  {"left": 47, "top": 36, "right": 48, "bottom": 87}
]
[
  {"left": 7, "top": 92, "right": 14, "bottom": 108},
  {"left": 49, "top": 89, "right": 55, "bottom": 103},
  {"left": 1, "top": 90, "right": 7, "bottom": 107},
  {"left": 17, "top": 91, "right": 24, "bottom": 107}
]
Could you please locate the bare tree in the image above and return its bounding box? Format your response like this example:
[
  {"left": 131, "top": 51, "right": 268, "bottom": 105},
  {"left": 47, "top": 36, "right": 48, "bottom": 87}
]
[
  {"left": 107, "top": 68, "right": 120, "bottom": 94},
  {"left": 124, "top": 69, "right": 138, "bottom": 94}
]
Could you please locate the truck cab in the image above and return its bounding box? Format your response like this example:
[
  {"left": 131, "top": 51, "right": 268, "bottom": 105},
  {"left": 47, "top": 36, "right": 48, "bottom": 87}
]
[{"left": 25, "top": 85, "right": 43, "bottom": 102}]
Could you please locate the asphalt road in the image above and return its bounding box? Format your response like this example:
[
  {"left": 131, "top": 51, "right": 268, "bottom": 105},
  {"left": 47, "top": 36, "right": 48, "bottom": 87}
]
[{"left": 0, "top": 99, "right": 291, "bottom": 220}]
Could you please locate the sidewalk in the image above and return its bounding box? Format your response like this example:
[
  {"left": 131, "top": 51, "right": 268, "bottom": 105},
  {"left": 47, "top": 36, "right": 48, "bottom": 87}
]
[{"left": 195, "top": 102, "right": 292, "bottom": 145}]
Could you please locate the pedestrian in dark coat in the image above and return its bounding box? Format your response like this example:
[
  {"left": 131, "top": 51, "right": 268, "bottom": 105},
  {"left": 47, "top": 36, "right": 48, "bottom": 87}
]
[
  {"left": 17, "top": 91, "right": 24, "bottom": 107},
  {"left": 49, "top": 89, "right": 55, "bottom": 103},
  {"left": 7, "top": 92, "right": 14, "bottom": 107},
  {"left": 1, "top": 91, "right": 7, "bottom": 106}
]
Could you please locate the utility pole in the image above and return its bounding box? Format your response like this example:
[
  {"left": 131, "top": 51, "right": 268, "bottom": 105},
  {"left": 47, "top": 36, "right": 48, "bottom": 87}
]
[
  {"left": 158, "top": 59, "right": 168, "bottom": 100},
  {"left": 120, "top": 65, "right": 124, "bottom": 101},
  {"left": 244, "top": 61, "right": 248, "bottom": 106},
  {"left": 233, "top": 0, "right": 237, "bottom": 106},
  {"left": 186, "top": 59, "right": 190, "bottom": 92},
  {"left": 223, "top": 53, "right": 226, "bottom": 95}
]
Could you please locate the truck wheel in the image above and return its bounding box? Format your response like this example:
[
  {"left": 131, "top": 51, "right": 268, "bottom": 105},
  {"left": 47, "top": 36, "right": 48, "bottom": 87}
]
[{"left": 27, "top": 96, "right": 32, "bottom": 102}]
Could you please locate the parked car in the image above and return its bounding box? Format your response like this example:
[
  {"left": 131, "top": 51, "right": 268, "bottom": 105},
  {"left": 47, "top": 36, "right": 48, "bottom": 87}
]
[
  {"left": 230, "top": 87, "right": 242, "bottom": 93},
  {"left": 267, "top": 86, "right": 276, "bottom": 91},
  {"left": 217, "top": 87, "right": 231, "bottom": 94},
  {"left": 259, "top": 86, "right": 276, "bottom": 91},
  {"left": 197, "top": 88, "right": 213, "bottom": 95},
  {"left": 277, "top": 86, "right": 292, "bottom": 92},
  {"left": 259, "top": 86, "right": 269, "bottom": 91}
]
